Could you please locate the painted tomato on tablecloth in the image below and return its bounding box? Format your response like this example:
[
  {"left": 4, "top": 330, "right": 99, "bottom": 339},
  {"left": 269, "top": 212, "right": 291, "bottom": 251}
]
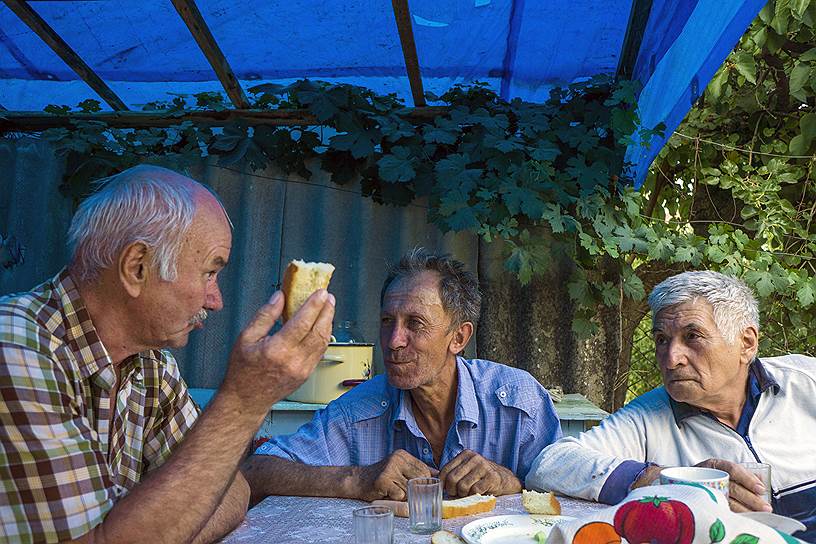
[{"left": 613, "top": 496, "right": 695, "bottom": 544}]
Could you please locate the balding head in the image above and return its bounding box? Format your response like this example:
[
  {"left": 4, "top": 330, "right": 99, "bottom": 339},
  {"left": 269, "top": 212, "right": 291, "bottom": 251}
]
[{"left": 68, "top": 165, "right": 230, "bottom": 284}]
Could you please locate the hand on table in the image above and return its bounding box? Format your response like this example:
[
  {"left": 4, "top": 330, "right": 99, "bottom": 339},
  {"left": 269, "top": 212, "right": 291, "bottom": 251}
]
[
  {"left": 439, "top": 449, "right": 522, "bottom": 498},
  {"left": 357, "top": 449, "right": 438, "bottom": 502},
  {"left": 695, "top": 458, "right": 771, "bottom": 512}
]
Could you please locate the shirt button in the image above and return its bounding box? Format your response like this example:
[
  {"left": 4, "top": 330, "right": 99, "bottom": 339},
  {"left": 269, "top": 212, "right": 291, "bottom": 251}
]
[
  {"left": 381, "top": 400, "right": 388, "bottom": 407},
  {"left": 423, "top": 448, "right": 429, "bottom": 455},
  {"left": 499, "top": 391, "right": 507, "bottom": 398}
]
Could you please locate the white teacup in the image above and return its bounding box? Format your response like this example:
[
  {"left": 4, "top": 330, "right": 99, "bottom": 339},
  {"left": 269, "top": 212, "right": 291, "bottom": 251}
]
[{"left": 659, "top": 467, "right": 730, "bottom": 499}]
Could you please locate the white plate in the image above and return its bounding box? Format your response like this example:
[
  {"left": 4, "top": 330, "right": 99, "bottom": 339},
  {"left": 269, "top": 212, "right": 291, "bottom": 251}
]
[
  {"left": 460, "top": 514, "right": 575, "bottom": 544},
  {"left": 738, "top": 512, "right": 807, "bottom": 534}
]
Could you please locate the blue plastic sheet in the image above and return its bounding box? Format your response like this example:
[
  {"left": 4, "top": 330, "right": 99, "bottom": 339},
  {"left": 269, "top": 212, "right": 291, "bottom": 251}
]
[{"left": 0, "top": 0, "right": 766, "bottom": 184}]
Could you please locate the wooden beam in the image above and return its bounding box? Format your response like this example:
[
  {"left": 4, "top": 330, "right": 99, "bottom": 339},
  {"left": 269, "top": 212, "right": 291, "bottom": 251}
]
[
  {"left": 616, "top": 0, "right": 654, "bottom": 80},
  {"left": 2, "top": 0, "right": 129, "bottom": 111},
  {"left": 391, "top": 0, "right": 426, "bottom": 107},
  {"left": 0, "top": 107, "right": 446, "bottom": 132},
  {"left": 171, "top": 0, "right": 250, "bottom": 109}
]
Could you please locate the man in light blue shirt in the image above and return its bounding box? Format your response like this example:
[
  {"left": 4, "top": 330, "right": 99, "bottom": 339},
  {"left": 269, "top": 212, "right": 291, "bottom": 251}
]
[{"left": 243, "top": 248, "right": 561, "bottom": 503}]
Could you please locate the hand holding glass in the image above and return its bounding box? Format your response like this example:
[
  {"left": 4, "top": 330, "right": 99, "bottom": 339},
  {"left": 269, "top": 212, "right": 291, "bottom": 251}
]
[{"left": 741, "top": 462, "right": 772, "bottom": 507}]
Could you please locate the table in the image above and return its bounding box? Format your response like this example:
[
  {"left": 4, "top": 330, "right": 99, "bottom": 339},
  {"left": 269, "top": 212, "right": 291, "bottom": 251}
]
[
  {"left": 221, "top": 493, "right": 607, "bottom": 543},
  {"left": 189, "top": 390, "right": 609, "bottom": 439}
]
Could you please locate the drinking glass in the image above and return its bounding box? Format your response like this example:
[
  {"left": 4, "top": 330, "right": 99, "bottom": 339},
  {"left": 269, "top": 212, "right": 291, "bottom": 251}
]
[
  {"left": 408, "top": 476, "right": 442, "bottom": 534},
  {"left": 353, "top": 506, "right": 393, "bottom": 544},
  {"left": 741, "top": 462, "right": 772, "bottom": 506}
]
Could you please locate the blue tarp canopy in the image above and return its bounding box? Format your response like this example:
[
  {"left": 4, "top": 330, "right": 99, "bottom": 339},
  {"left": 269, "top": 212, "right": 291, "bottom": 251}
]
[{"left": 0, "top": 0, "right": 766, "bottom": 185}]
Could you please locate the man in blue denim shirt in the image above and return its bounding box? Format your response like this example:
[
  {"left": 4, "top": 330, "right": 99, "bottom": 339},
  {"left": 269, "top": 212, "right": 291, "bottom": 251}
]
[{"left": 243, "top": 249, "right": 561, "bottom": 504}]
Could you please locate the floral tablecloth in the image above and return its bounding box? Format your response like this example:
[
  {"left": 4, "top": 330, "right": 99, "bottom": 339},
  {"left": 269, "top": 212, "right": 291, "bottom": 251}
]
[{"left": 221, "top": 493, "right": 607, "bottom": 543}]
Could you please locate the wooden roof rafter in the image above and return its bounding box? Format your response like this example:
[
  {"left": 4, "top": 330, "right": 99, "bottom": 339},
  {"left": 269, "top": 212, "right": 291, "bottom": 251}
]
[
  {"left": 171, "top": 0, "right": 251, "bottom": 109},
  {"left": 2, "top": 0, "right": 129, "bottom": 111},
  {"left": 616, "top": 0, "right": 654, "bottom": 80},
  {"left": 391, "top": 0, "right": 426, "bottom": 107},
  {"left": 0, "top": 107, "right": 446, "bottom": 132}
]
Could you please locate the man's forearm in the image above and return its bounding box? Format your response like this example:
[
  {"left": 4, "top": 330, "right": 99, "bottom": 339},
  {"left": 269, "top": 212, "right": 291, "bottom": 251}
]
[
  {"left": 190, "top": 472, "right": 251, "bottom": 544},
  {"left": 242, "top": 455, "right": 361, "bottom": 506},
  {"left": 84, "top": 389, "right": 266, "bottom": 544}
]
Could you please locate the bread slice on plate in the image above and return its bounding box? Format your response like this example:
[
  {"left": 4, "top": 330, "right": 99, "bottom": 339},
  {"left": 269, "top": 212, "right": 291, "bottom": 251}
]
[
  {"left": 281, "top": 260, "right": 335, "bottom": 322},
  {"left": 522, "top": 489, "right": 561, "bottom": 515},
  {"left": 442, "top": 494, "right": 496, "bottom": 518}
]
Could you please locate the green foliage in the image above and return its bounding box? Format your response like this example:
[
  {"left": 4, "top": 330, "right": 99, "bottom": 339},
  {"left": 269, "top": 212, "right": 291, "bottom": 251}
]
[
  {"left": 627, "top": 0, "right": 816, "bottom": 397},
  {"left": 26, "top": 0, "right": 816, "bottom": 354},
  {"left": 642, "top": 0, "right": 816, "bottom": 359},
  {"left": 35, "top": 78, "right": 665, "bottom": 339}
]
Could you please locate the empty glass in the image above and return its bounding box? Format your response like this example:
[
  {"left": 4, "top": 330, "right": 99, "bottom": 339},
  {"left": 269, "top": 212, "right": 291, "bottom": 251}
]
[
  {"left": 408, "top": 477, "right": 442, "bottom": 534},
  {"left": 741, "top": 462, "right": 772, "bottom": 507},
  {"left": 353, "top": 506, "right": 393, "bottom": 544}
]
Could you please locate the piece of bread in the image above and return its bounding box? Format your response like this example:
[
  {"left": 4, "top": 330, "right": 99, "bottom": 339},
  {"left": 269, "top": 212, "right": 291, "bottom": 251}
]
[
  {"left": 371, "top": 494, "right": 496, "bottom": 519},
  {"left": 442, "top": 494, "right": 496, "bottom": 518},
  {"left": 522, "top": 489, "right": 561, "bottom": 515},
  {"left": 281, "top": 260, "right": 335, "bottom": 322},
  {"left": 370, "top": 500, "right": 408, "bottom": 517},
  {"left": 431, "top": 530, "right": 465, "bottom": 544}
]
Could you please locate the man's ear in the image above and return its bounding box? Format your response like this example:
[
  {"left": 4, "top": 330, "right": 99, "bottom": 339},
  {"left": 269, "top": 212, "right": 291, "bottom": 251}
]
[
  {"left": 449, "top": 321, "right": 474, "bottom": 355},
  {"left": 119, "top": 242, "right": 150, "bottom": 298},
  {"left": 740, "top": 325, "right": 759, "bottom": 365}
]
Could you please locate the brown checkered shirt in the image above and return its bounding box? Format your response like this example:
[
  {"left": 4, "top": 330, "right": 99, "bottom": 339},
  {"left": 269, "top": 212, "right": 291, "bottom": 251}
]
[{"left": 0, "top": 270, "right": 199, "bottom": 543}]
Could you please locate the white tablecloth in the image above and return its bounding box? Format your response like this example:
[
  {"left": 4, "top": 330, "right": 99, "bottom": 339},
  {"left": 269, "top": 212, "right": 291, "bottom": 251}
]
[{"left": 221, "top": 493, "right": 607, "bottom": 543}]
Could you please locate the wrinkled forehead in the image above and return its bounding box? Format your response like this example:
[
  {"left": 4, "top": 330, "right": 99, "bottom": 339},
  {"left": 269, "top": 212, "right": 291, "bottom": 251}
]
[
  {"left": 382, "top": 271, "right": 443, "bottom": 311},
  {"left": 653, "top": 298, "right": 716, "bottom": 331}
]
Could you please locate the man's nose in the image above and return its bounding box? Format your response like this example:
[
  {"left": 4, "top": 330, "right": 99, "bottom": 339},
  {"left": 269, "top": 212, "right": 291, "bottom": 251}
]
[
  {"left": 205, "top": 280, "right": 224, "bottom": 312},
  {"left": 660, "top": 339, "right": 684, "bottom": 369},
  {"left": 385, "top": 325, "right": 408, "bottom": 350}
]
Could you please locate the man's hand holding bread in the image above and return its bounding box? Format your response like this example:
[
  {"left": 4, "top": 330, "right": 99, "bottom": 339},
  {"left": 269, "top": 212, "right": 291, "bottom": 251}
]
[{"left": 222, "top": 261, "right": 335, "bottom": 412}]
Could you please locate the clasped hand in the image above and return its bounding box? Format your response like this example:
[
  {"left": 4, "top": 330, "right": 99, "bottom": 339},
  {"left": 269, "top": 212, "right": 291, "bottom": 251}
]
[{"left": 360, "top": 449, "right": 521, "bottom": 501}]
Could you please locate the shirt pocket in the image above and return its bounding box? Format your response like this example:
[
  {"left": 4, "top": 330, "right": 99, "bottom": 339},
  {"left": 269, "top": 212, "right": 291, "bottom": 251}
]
[{"left": 494, "top": 384, "right": 539, "bottom": 419}]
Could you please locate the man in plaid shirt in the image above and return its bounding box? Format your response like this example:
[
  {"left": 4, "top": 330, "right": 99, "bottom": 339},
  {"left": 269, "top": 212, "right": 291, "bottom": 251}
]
[{"left": 0, "top": 165, "right": 335, "bottom": 543}]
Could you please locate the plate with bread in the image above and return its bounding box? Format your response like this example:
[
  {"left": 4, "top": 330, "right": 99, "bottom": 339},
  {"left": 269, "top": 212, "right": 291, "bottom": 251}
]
[{"left": 457, "top": 490, "right": 572, "bottom": 544}]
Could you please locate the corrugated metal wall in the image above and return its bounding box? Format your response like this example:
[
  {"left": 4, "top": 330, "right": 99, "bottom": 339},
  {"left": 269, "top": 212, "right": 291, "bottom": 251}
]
[{"left": 0, "top": 138, "right": 477, "bottom": 388}]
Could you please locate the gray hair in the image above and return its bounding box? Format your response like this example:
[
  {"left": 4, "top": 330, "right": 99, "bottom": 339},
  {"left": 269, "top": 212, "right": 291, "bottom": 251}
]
[
  {"left": 648, "top": 270, "right": 759, "bottom": 344},
  {"left": 380, "top": 247, "right": 481, "bottom": 330},
  {"left": 68, "top": 165, "right": 208, "bottom": 283}
]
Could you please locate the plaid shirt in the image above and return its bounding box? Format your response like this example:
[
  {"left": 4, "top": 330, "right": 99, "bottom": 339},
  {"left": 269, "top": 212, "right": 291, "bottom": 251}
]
[{"left": 0, "top": 270, "right": 199, "bottom": 543}]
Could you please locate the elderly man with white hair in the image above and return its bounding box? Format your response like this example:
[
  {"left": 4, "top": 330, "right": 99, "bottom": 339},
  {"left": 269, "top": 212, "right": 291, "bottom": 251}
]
[
  {"left": 525, "top": 270, "right": 816, "bottom": 540},
  {"left": 0, "top": 165, "right": 335, "bottom": 543}
]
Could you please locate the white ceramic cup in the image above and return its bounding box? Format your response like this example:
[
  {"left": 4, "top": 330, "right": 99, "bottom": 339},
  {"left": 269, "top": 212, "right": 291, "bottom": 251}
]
[{"left": 659, "top": 466, "right": 730, "bottom": 499}]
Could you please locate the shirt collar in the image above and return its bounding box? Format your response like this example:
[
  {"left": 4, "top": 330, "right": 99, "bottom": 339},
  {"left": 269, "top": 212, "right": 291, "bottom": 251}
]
[
  {"left": 668, "top": 358, "right": 780, "bottom": 426},
  {"left": 454, "top": 356, "right": 480, "bottom": 427},
  {"left": 54, "top": 269, "right": 114, "bottom": 381},
  {"left": 391, "top": 356, "right": 481, "bottom": 429},
  {"left": 750, "top": 357, "right": 780, "bottom": 395}
]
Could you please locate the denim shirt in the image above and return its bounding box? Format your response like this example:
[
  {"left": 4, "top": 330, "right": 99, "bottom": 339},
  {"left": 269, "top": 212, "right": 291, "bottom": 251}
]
[{"left": 255, "top": 356, "right": 562, "bottom": 478}]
